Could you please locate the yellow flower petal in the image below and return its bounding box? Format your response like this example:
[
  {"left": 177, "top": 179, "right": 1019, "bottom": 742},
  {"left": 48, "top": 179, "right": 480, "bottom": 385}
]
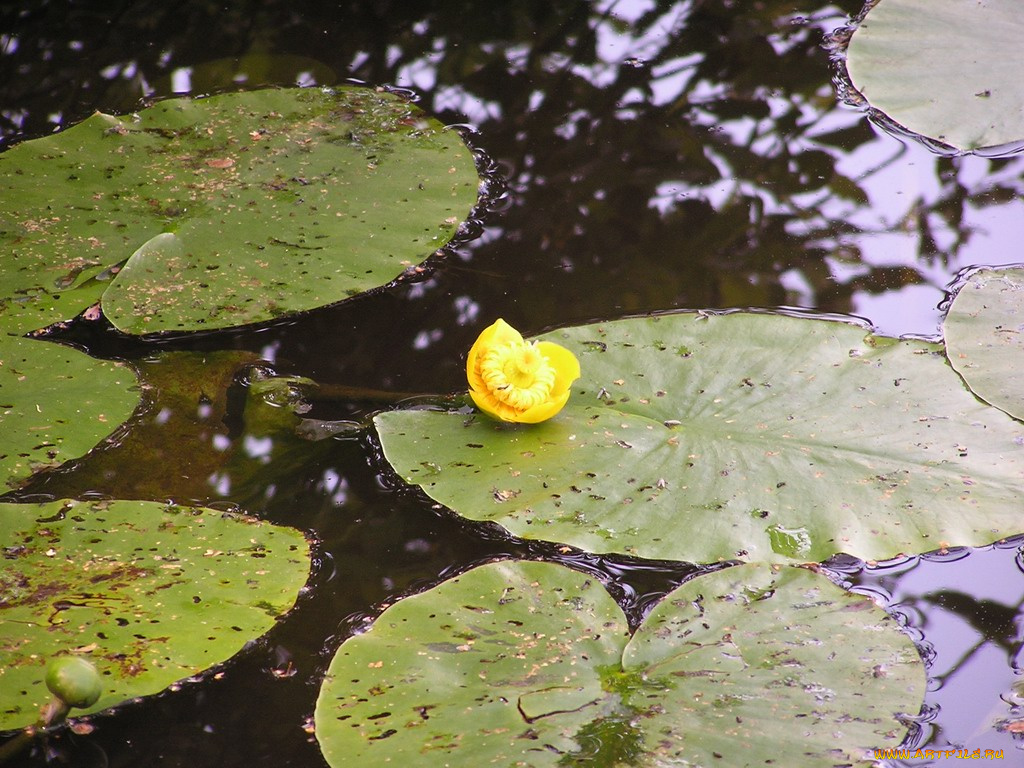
[
  {"left": 517, "top": 388, "right": 572, "bottom": 423},
  {"left": 536, "top": 341, "right": 581, "bottom": 395},
  {"left": 466, "top": 319, "right": 580, "bottom": 423}
]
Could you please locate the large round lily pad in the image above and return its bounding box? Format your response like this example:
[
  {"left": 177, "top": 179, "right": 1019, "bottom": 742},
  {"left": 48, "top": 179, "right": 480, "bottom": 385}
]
[
  {"left": 0, "top": 335, "right": 140, "bottom": 490},
  {"left": 0, "top": 86, "right": 479, "bottom": 335},
  {"left": 943, "top": 266, "right": 1024, "bottom": 420},
  {"left": 0, "top": 498, "right": 310, "bottom": 731},
  {"left": 375, "top": 312, "right": 1024, "bottom": 564},
  {"left": 845, "top": 0, "right": 1024, "bottom": 152},
  {"left": 315, "top": 560, "right": 924, "bottom": 766}
]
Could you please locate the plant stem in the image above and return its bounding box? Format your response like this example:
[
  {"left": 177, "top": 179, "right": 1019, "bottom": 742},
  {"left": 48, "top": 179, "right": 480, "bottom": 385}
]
[{"left": 0, "top": 698, "right": 69, "bottom": 765}]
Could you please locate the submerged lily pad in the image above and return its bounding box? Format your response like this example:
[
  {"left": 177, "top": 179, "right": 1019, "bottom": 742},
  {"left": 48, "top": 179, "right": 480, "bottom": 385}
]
[
  {"left": 845, "top": 0, "right": 1024, "bottom": 152},
  {"left": 0, "top": 336, "right": 140, "bottom": 490},
  {"left": 0, "top": 86, "right": 479, "bottom": 335},
  {"left": 943, "top": 266, "right": 1024, "bottom": 420},
  {"left": 376, "top": 312, "right": 1024, "bottom": 564},
  {"left": 25, "top": 349, "right": 258, "bottom": 502},
  {"left": 315, "top": 560, "right": 924, "bottom": 766},
  {"left": 160, "top": 52, "right": 337, "bottom": 95},
  {"left": 0, "top": 498, "right": 310, "bottom": 731}
]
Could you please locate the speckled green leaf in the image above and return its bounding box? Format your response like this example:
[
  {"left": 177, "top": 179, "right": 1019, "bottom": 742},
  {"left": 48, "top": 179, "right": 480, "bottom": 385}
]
[
  {"left": 315, "top": 561, "right": 923, "bottom": 766},
  {"left": 845, "top": 0, "right": 1024, "bottom": 152},
  {"left": 943, "top": 267, "right": 1024, "bottom": 420},
  {"left": 375, "top": 312, "right": 1024, "bottom": 563},
  {"left": 0, "top": 336, "right": 140, "bottom": 489},
  {"left": 0, "top": 86, "right": 478, "bottom": 335},
  {"left": 0, "top": 498, "right": 310, "bottom": 731},
  {"left": 627, "top": 563, "right": 923, "bottom": 763}
]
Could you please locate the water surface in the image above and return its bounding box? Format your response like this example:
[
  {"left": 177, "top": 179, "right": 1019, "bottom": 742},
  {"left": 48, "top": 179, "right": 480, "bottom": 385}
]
[{"left": 3, "top": 0, "right": 1024, "bottom": 764}]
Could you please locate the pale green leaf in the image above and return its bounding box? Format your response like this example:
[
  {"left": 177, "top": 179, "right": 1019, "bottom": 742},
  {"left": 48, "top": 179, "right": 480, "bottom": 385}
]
[
  {"left": 845, "top": 0, "right": 1024, "bottom": 152},
  {"left": 376, "top": 313, "right": 1024, "bottom": 563},
  {"left": 943, "top": 266, "right": 1024, "bottom": 420}
]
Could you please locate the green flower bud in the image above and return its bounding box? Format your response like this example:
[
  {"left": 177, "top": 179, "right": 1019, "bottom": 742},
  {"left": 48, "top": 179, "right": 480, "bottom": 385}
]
[{"left": 45, "top": 657, "right": 102, "bottom": 709}]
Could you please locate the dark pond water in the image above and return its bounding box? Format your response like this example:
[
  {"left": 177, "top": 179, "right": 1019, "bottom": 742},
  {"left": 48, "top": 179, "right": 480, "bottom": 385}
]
[{"left": 3, "top": 0, "right": 1024, "bottom": 765}]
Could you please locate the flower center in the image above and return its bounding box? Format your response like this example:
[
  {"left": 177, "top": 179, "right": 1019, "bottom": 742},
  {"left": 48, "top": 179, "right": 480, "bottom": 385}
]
[{"left": 479, "top": 341, "right": 556, "bottom": 411}]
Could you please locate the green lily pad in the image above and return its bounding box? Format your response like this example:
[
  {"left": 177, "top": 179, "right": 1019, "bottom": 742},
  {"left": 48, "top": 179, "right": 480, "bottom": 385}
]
[
  {"left": 375, "top": 312, "right": 1024, "bottom": 563},
  {"left": 845, "top": 0, "right": 1024, "bottom": 152},
  {"left": 0, "top": 86, "right": 479, "bottom": 335},
  {"left": 0, "top": 498, "right": 310, "bottom": 731},
  {"left": 943, "top": 267, "right": 1024, "bottom": 420},
  {"left": 315, "top": 560, "right": 924, "bottom": 766},
  {"left": 0, "top": 335, "right": 140, "bottom": 490}
]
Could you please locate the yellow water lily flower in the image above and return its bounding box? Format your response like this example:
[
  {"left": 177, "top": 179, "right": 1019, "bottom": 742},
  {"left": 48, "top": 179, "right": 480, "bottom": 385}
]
[{"left": 467, "top": 319, "right": 580, "bottom": 423}]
